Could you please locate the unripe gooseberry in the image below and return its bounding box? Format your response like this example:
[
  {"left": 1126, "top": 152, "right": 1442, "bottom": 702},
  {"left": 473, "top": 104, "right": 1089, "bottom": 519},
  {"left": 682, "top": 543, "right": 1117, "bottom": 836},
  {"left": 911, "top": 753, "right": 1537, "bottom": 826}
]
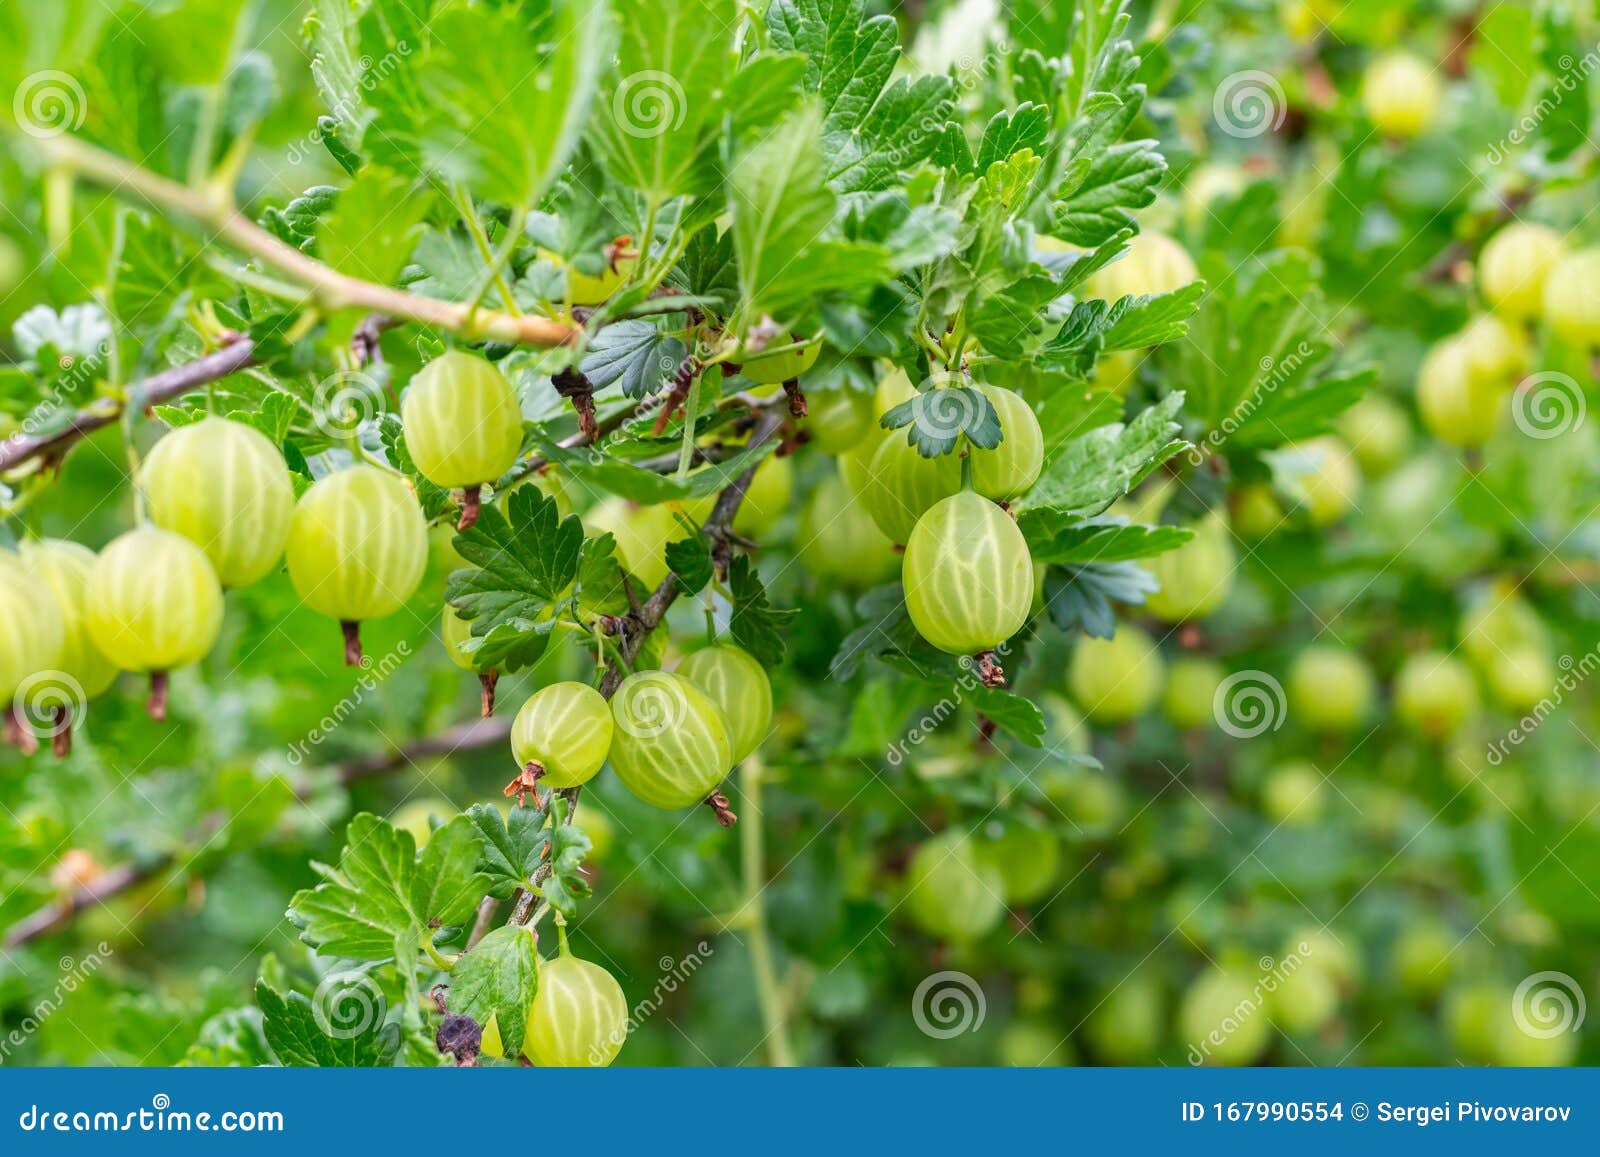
[
  {"left": 1162, "top": 656, "right": 1224, "bottom": 730},
  {"left": 874, "top": 367, "right": 918, "bottom": 416},
  {"left": 684, "top": 454, "right": 793, "bottom": 537},
  {"left": 969, "top": 384, "right": 1043, "bottom": 500},
  {"left": 796, "top": 469, "right": 899, "bottom": 587},
  {"left": 1337, "top": 393, "right": 1410, "bottom": 475},
  {"left": 1180, "top": 163, "right": 1247, "bottom": 232},
  {"left": 584, "top": 497, "right": 680, "bottom": 590},
  {"left": 1181, "top": 967, "right": 1271, "bottom": 1065},
  {"left": 1394, "top": 651, "right": 1481, "bottom": 739},
  {"left": 524, "top": 953, "right": 629, "bottom": 1066},
  {"left": 975, "top": 821, "right": 1061, "bottom": 904},
  {"left": 541, "top": 240, "right": 637, "bottom": 306},
  {"left": 138, "top": 416, "right": 296, "bottom": 588},
  {"left": 1417, "top": 338, "right": 1504, "bottom": 447},
  {"left": 1459, "top": 583, "right": 1547, "bottom": 668},
  {"left": 19, "top": 539, "right": 119, "bottom": 701},
  {"left": 677, "top": 643, "right": 772, "bottom": 764},
  {"left": 1286, "top": 644, "right": 1374, "bottom": 732},
  {"left": 904, "top": 831, "right": 1006, "bottom": 941},
  {"left": 1393, "top": 922, "right": 1456, "bottom": 998},
  {"left": 1261, "top": 760, "right": 1326, "bottom": 825},
  {"left": 401, "top": 352, "right": 524, "bottom": 527},
  {"left": 0, "top": 551, "right": 65, "bottom": 714},
  {"left": 1485, "top": 644, "right": 1554, "bottom": 712},
  {"left": 510, "top": 681, "right": 614, "bottom": 789},
  {"left": 85, "top": 526, "right": 224, "bottom": 719},
  {"left": 902, "top": 491, "right": 1034, "bottom": 656},
  {"left": 284, "top": 465, "right": 428, "bottom": 665},
  {"left": 441, "top": 606, "right": 504, "bottom": 714},
  {"left": 1267, "top": 961, "right": 1340, "bottom": 1036},
  {"left": 803, "top": 387, "right": 875, "bottom": 454},
  {"left": 1457, "top": 314, "right": 1527, "bottom": 387},
  {"left": 1068, "top": 625, "right": 1165, "bottom": 723},
  {"left": 1281, "top": 436, "right": 1360, "bottom": 525},
  {"left": 608, "top": 670, "right": 732, "bottom": 809},
  {"left": 1479, "top": 222, "right": 1565, "bottom": 322},
  {"left": 1144, "top": 511, "right": 1236, "bottom": 622},
  {"left": 1090, "top": 230, "right": 1199, "bottom": 301},
  {"left": 740, "top": 338, "right": 820, "bottom": 386},
  {"left": 1086, "top": 975, "right": 1163, "bottom": 1064},
  {"left": 856, "top": 434, "right": 962, "bottom": 544},
  {"left": 1541, "top": 247, "right": 1600, "bottom": 348},
  {"left": 1361, "top": 52, "right": 1441, "bottom": 138},
  {"left": 1230, "top": 483, "right": 1285, "bottom": 539}
]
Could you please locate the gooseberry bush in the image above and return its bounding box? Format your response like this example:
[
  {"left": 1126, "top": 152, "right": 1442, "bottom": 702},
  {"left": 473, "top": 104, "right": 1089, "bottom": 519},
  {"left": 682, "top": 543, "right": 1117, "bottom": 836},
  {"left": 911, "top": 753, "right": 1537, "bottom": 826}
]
[{"left": 0, "top": 0, "right": 1597, "bottom": 1070}]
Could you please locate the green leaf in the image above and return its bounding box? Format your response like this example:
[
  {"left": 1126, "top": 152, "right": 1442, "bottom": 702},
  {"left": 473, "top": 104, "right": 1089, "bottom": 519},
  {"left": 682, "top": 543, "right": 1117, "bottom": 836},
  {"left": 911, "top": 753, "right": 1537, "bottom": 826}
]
[
  {"left": 316, "top": 167, "right": 428, "bottom": 288},
  {"left": 446, "top": 487, "right": 585, "bottom": 661},
  {"left": 593, "top": 0, "right": 739, "bottom": 199},
  {"left": 450, "top": 925, "right": 539, "bottom": 1059},
  {"left": 1020, "top": 514, "right": 1194, "bottom": 564},
  {"left": 880, "top": 386, "right": 1001, "bottom": 458},
  {"left": 287, "top": 813, "right": 489, "bottom": 960},
  {"left": 1043, "top": 562, "right": 1159, "bottom": 639},
  {"left": 767, "top": 0, "right": 955, "bottom": 192},
  {"left": 256, "top": 980, "right": 398, "bottom": 1067},
  {"left": 1053, "top": 139, "right": 1165, "bottom": 247},
  {"left": 259, "top": 186, "right": 337, "bottom": 254},
  {"left": 469, "top": 802, "right": 544, "bottom": 897},
  {"left": 666, "top": 521, "right": 714, "bottom": 594},
  {"left": 581, "top": 321, "right": 686, "bottom": 400},
  {"left": 1021, "top": 392, "right": 1188, "bottom": 516},
  {"left": 728, "top": 556, "right": 798, "bottom": 667},
  {"left": 542, "top": 803, "right": 594, "bottom": 918},
  {"left": 966, "top": 685, "right": 1045, "bottom": 747},
  {"left": 728, "top": 104, "right": 892, "bottom": 326}
]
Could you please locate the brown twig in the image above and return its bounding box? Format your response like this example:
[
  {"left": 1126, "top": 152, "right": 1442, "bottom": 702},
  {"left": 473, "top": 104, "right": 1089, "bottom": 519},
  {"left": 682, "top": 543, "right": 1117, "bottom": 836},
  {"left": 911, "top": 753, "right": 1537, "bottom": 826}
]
[{"left": 0, "top": 338, "right": 257, "bottom": 475}]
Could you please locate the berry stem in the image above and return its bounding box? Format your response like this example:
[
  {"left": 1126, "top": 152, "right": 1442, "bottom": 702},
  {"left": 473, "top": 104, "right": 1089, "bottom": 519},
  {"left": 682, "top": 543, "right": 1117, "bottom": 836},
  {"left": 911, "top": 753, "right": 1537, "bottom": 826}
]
[
  {"left": 147, "top": 671, "right": 170, "bottom": 721},
  {"left": 51, "top": 705, "right": 71, "bottom": 758},
  {"left": 341, "top": 620, "right": 364, "bottom": 668},
  {"left": 478, "top": 670, "right": 499, "bottom": 717},
  {"left": 457, "top": 485, "right": 483, "bottom": 531}
]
